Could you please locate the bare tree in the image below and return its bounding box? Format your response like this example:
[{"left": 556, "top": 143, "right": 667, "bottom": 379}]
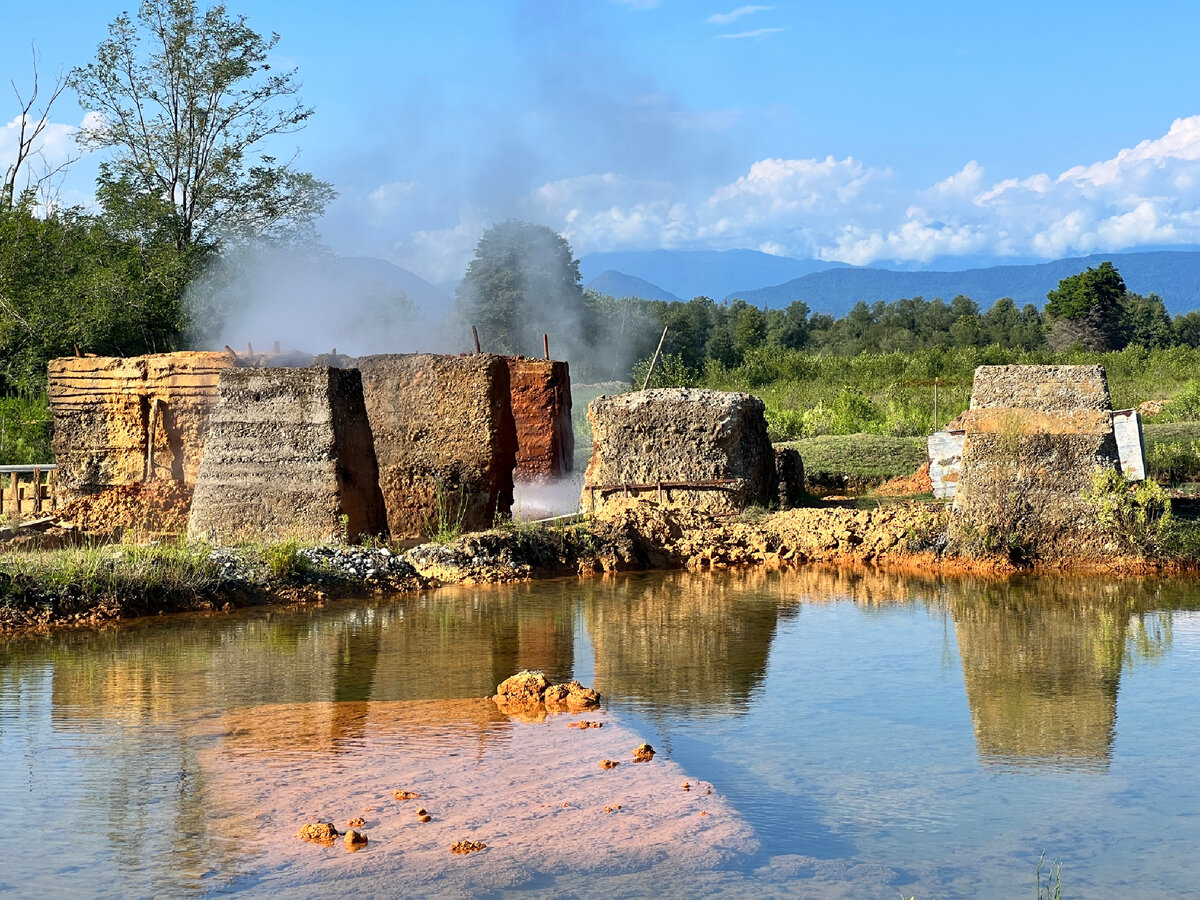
[{"left": 2, "top": 45, "right": 79, "bottom": 211}]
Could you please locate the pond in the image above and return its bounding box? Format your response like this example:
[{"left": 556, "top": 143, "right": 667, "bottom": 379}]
[{"left": 2, "top": 567, "right": 1199, "bottom": 898}]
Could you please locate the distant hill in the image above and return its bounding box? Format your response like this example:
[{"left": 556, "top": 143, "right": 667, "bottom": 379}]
[
  {"left": 337, "top": 256, "right": 454, "bottom": 319},
  {"left": 579, "top": 249, "right": 843, "bottom": 301},
  {"left": 730, "top": 250, "right": 1200, "bottom": 316},
  {"left": 586, "top": 270, "right": 680, "bottom": 301}
]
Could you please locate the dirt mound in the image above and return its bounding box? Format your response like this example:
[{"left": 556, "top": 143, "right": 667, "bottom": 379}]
[
  {"left": 55, "top": 481, "right": 194, "bottom": 536},
  {"left": 875, "top": 462, "right": 933, "bottom": 496}
]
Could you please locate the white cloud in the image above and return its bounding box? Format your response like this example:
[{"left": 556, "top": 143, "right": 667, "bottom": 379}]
[
  {"left": 357, "top": 113, "right": 1200, "bottom": 281},
  {"left": 718, "top": 27, "right": 786, "bottom": 39},
  {"left": 0, "top": 114, "right": 81, "bottom": 188},
  {"left": 706, "top": 5, "right": 771, "bottom": 25},
  {"left": 366, "top": 180, "right": 418, "bottom": 213}
]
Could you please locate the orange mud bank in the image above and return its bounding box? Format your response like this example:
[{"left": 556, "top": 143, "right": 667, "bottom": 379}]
[{"left": 1, "top": 498, "right": 1191, "bottom": 634}]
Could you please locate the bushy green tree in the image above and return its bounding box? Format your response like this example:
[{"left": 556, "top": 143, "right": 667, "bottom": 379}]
[
  {"left": 1044, "top": 261, "right": 1127, "bottom": 351},
  {"left": 455, "top": 220, "right": 591, "bottom": 365}
]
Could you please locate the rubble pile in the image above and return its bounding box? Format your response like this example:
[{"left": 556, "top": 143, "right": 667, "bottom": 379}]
[{"left": 55, "top": 481, "right": 194, "bottom": 535}]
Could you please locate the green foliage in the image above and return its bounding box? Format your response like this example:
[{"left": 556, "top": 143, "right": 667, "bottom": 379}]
[
  {"left": 785, "top": 433, "right": 926, "bottom": 486},
  {"left": 1146, "top": 440, "right": 1200, "bottom": 484},
  {"left": 1036, "top": 851, "right": 1064, "bottom": 900},
  {"left": 629, "top": 352, "right": 699, "bottom": 389},
  {"left": 425, "top": 482, "right": 468, "bottom": 544},
  {"left": 1087, "top": 468, "right": 1173, "bottom": 555},
  {"left": 1, "top": 540, "right": 220, "bottom": 597},
  {"left": 1157, "top": 379, "right": 1200, "bottom": 422},
  {"left": 0, "top": 392, "right": 52, "bottom": 464},
  {"left": 262, "top": 539, "right": 309, "bottom": 578},
  {"left": 70, "top": 0, "right": 333, "bottom": 251},
  {"left": 455, "top": 220, "right": 590, "bottom": 366},
  {"left": 1045, "top": 261, "right": 1126, "bottom": 322},
  {"left": 0, "top": 203, "right": 193, "bottom": 392}
]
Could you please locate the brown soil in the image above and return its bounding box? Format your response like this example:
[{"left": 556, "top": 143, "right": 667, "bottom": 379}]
[
  {"left": 55, "top": 481, "right": 194, "bottom": 536},
  {"left": 874, "top": 462, "right": 933, "bottom": 496}
]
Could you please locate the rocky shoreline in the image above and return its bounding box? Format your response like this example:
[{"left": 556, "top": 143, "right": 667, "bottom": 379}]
[{"left": 0, "top": 498, "right": 1192, "bottom": 634}]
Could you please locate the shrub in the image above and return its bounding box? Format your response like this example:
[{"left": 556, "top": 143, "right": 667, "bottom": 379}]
[
  {"left": 1087, "top": 468, "right": 1173, "bottom": 555},
  {"left": 262, "top": 539, "right": 309, "bottom": 578}
]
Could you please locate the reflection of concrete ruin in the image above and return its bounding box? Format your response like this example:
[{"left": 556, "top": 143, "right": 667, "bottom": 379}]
[
  {"left": 582, "top": 388, "right": 779, "bottom": 515},
  {"left": 950, "top": 365, "right": 1121, "bottom": 556},
  {"left": 48, "top": 352, "right": 237, "bottom": 497},
  {"left": 187, "top": 367, "right": 386, "bottom": 543},
  {"left": 950, "top": 589, "right": 1127, "bottom": 768},
  {"left": 582, "top": 569, "right": 796, "bottom": 712}
]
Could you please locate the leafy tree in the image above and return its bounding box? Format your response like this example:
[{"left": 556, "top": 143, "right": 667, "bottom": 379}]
[
  {"left": 0, "top": 201, "right": 189, "bottom": 392},
  {"left": 1044, "top": 261, "right": 1128, "bottom": 351},
  {"left": 1123, "top": 292, "right": 1173, "bottom": 348},
  {"left": 70, "top": 0, "right": 333, "bottom": 253},
  {"left": 455, "top": 220, "right": 592, "bottom": 368}
]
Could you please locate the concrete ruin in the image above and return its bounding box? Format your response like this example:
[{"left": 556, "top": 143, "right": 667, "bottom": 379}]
[
  {"left": 351, "top": 354, "right": 518, "bottom": 540},
  {"left": 48, "top": 352, "right": 238, "bottom": 497},
  {"left": 581, "top": 388, "right": 778, "bottom": 515},
  {"left": 949, "top": 364, "right": 1121, "bottom": 557},
  {"left": 187, "top": 367, "right": 386, "bottom": 543},
  {"left": 506, "top": 358, "right": 574, "bottom": 479}
]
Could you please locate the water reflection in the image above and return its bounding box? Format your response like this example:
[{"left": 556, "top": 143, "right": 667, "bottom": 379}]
[
  {"left": 581, "top": 569, "right": 797, "bottom": 714},
  {"left": 3, "top": 567, "right": 1200, "bottom": 897}
]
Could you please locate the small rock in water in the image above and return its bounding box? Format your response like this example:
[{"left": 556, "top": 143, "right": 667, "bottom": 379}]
[
  {"left": 599, "top": 759, "right": 619, "bottom": 769},
  {"left": 450, "top": 840, "right": 486, "bottom": 855},
  {"left": 344, "top": 830, "right": 368, "bottom": 851},
  {"left": 347, "top": 816, "right": 366, "bottom": 828},
  {"left": 297, "top": 822, "right": 340, "bottom": 845},
  {"left": 393, "top": 789, "right": 421, "bottom": 801},
  {"left": 418, "top": 814, "right": 432, "bottom": 823},
  {"left": 632, "top": 742, "right": 656, "bottom": 762}
]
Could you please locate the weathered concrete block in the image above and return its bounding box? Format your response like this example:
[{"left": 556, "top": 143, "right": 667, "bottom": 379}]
[
  {"left": 775, "top": 447, "right": 805, "bottom": 508},
  {"left": 187, "top": 367, "right": 386, "bottom": 543},
  {"left": 506, "top": 358, "right": 574, "bottom": 479},
  {"left": 582, "top": 389, "right": 777, "bottom": 515},
  {"left": 950, "top": 365, "right": 1120, "bottom": 557},
  {"left": 49, "top": 352, "right": 237, "bottom": 498},
  {"left": 353, "top": 354, "right": 518, "bottom": 540}
]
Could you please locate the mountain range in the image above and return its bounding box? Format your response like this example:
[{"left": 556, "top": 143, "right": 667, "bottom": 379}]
[{"left": 578, "top": 248, "right": 1200, "bottom": 316}]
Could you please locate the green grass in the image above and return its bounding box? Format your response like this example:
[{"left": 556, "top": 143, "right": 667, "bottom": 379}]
[
  {"left": 0, "top": 540, "right": 220, "bottom": 598},
  {"left": 785, "top": 433, "right": 927, "bottom": 487}
]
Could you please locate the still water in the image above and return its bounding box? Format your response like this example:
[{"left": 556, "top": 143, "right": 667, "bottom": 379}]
[{"left": 2, "top": 567, "right": 1199, "bottom": 898}]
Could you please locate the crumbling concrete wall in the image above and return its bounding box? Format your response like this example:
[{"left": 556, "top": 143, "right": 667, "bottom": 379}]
[
  {"left": 506, "top": 358, "right": 574, "bottom": 479},
  {"left": 949, "top": 365, "right": 1120, "bottom": 558},
  {"left": 582, "top": 389, "right": 777, "bottom": 515},
  {"left": 187, "top": 367, "right": 386, "bottom": 543},
  {"left": 49, "top": 352, "right": 238, "bottom": 498},
  {"left": 352, "top": 354, "right": 518, "bottom": 540}
]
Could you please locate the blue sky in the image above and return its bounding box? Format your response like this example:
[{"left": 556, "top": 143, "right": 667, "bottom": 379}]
[{"left": 5, "top": 0, "right": 1200, "bottom": 283}]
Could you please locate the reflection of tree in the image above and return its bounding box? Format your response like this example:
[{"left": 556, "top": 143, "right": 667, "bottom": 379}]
[{"left": 582, "top": 569, "right": 796, "bottom": 714}]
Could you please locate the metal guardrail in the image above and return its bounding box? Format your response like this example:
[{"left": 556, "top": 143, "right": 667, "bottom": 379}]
[{"left": 0, "top": 464, "right": 57, "bottom": 517}]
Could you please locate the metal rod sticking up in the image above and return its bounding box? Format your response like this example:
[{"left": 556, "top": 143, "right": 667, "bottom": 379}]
[
  {"left": 640, "top": 325, "right": 669, "bottom": 391},
  {"left": 471, "top": 325, "right": 481, "bottom": 354},
  {"left": 543, "top": 333, "right": 550, "bottom": 360}
]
